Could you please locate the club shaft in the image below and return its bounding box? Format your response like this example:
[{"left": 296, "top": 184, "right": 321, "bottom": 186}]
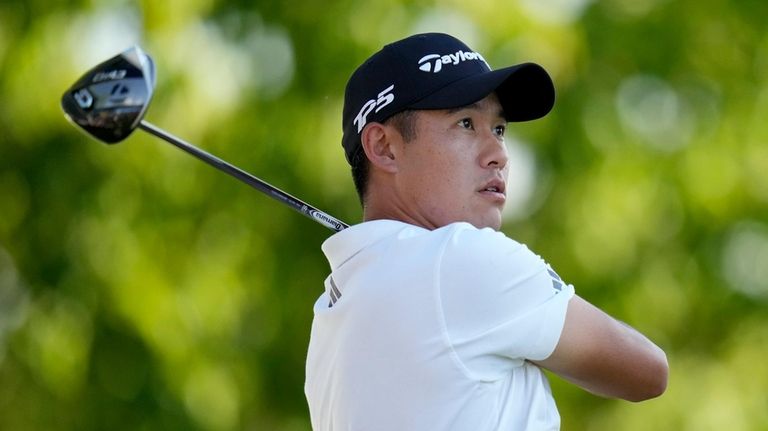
[{"left": 138, "top": 121, "right": 349, "bottom": 232}]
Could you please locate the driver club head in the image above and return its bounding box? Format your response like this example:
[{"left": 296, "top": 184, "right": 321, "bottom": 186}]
[{"left": 61, "top": 46, "right": 156, "bottom": 144}]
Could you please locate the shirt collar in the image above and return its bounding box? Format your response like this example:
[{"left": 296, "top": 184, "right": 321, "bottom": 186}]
[{"left": 321, "top": 219, "right": 425, "bottom": 270}]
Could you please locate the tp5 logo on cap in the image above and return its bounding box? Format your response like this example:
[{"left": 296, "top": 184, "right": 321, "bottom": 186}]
[
  {"left": 353, "top": 84, "right": 395, "bottom": 133},
  {"left": 417, "top": 50, "right": 489, "bottom": 73}
]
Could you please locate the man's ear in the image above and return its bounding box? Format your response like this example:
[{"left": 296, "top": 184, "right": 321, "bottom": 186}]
[{"left": 361, "top": 122, "right": 399, "bottom": 173}]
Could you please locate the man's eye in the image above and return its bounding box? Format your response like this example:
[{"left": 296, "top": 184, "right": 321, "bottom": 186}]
[
  {"left": 494, "top": 125, "right": 506, "bottom": 137},
  {"left": 458, "top": 118, "right": 473, "bottom": 129}
]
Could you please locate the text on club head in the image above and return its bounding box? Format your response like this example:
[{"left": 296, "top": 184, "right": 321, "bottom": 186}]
[{"left": 93, "top": 69, "right": 127, "bottom": 83}]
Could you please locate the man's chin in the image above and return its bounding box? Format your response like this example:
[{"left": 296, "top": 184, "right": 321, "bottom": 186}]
[{"left": 468, "top": 213, "right": 503, "bottom": 231}]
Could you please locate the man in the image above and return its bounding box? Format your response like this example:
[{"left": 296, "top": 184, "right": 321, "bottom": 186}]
[{"left": 305, "top": 33, "right": 668, "bottom": 430}]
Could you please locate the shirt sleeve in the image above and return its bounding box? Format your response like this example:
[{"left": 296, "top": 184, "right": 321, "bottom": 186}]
[{"left": 438, "top": 224, "right": 575, "bottom": 380}]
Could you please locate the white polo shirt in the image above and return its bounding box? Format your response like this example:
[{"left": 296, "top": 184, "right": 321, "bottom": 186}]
[{"left": 305, "top": 220, "right": 574, "bottom": 430}]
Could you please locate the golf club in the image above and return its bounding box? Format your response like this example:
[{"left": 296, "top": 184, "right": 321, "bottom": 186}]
[{"left": 61, "top": 46, "right": 348, "bottom": 232}]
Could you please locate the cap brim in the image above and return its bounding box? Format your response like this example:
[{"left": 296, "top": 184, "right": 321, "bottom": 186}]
[{"left": 408, "top": 62, "right": 555, "bottom": 122}]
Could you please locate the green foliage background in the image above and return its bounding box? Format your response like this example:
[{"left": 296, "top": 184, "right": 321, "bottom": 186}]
[{"left": 1, "top": 0, "right": 767, "bottom": 429}]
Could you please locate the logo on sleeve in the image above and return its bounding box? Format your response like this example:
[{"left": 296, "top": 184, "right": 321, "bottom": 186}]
[{"left": 547, "top": 267, "right": 564, "bottom": 293}]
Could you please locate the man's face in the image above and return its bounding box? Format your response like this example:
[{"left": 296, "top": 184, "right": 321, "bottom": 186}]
[{"left": 395, "top": 93, "right": 509, "bottom": 230}]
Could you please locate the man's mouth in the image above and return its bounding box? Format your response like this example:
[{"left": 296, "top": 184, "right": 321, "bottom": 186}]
[{"left": 478, "top": 179, "right": 506, "bottom": 202}]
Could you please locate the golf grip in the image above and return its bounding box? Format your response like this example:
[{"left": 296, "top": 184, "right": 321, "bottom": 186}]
[{"left": 138, "top": 121, "right": 349, "bottom": 232}]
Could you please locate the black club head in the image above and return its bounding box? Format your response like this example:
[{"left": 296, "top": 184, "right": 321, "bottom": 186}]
[{"left": 61, "top": 46, "right": 156, "bottom": 144}]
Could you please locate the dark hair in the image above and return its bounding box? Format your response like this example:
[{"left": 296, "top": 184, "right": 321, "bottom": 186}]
[{"left": 351, "top": 110, "right": 418, "bottom": 205}]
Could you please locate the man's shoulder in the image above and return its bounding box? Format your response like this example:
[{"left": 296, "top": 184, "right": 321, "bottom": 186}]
[
  {"left": 439, "top": 222, "right": 523, "bottom": 251},
  {"left": 323, "top": 220, "right": 527, "bottom": 263},
  {"left": 437, "top": 222, "right": 545, "bottom": 279}
]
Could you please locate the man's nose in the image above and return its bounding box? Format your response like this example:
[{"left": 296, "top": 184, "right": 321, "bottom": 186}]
[{"left": 481, "top": 134, "right": 508, "bottom": 169}]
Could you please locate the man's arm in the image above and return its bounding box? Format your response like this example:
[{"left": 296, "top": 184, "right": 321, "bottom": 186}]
[{"left": 533, "top": 295, "right": 669, "bottom": 402}]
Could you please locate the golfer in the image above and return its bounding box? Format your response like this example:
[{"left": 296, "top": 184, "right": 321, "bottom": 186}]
[{"left": 305, "top": 33, "right": 668, "bottom": 430}]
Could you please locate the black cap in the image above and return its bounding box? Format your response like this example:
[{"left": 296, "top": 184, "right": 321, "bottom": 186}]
[{"left": 341, "top": 32, "right": 556, "bottom": 164}]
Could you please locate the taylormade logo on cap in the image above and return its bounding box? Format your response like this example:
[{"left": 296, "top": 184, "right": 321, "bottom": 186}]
[{"left": 417, "top": 50, "right": 489, "bottom": 73}]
